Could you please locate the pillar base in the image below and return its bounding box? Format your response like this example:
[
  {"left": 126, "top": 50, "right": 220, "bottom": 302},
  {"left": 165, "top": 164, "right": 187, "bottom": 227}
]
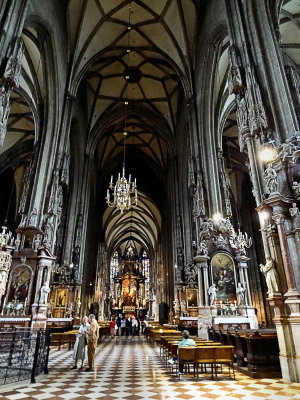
[
  {"left": 197, "top": 313, "right": 213, "bottom": 340},
  {"left": 31, "top": 304, "right": 47, "bottom": 328},
  {"left": 267, "top": 293, "right": 286, "bottom": 317},
  {"left": 274, "top": 315, "right": 300, "bottom": 382},
  {"left": 284, "top": 290, "right": 300, "bottom": 315}
]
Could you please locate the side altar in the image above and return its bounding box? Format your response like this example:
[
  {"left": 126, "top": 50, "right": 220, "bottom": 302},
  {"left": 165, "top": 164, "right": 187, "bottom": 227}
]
[{"left": 171, "top": 217, "right": 258, "bottom": 339}]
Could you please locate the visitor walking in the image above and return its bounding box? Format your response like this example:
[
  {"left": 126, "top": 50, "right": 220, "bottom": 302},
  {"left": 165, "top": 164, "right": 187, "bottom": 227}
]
[{"left": 71, "top": 316, "right": 90, "bottom": 369}]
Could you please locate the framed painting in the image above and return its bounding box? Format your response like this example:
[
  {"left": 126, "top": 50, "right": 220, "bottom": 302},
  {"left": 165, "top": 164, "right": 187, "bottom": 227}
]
[
  {"left": 210, "top": 252, "right": 237, "bottom": 302},
  {"left": 187, "top": 288, "right": 198, "bottom": 308},
  {"left": 55, "top": 289, "right": 67, "bottom": 307},
  {"left": 8, "top": 265, "right": 31, "bottom": 302}
]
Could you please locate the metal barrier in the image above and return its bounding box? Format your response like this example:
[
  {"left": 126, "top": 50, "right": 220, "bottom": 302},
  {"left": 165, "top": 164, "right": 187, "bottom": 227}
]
[{"left": 0, "top": 328, "right": 50, "bottom": 385}]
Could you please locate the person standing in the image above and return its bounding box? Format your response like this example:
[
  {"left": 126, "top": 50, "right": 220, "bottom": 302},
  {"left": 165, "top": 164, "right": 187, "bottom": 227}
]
[
  {"left": 126, "top": 316, "right": 132, "bottom": 336},
  {"left": 85, "top": 314, "right": 99, "bottom": 372},
  {"left": 71, "top": 316, "right": 90, "bottom": 369},
  {"left": 120, "top": 316, "right": 126, "bottom": 336},
  {"left": 110, "top": 317, "right": 116, "bottom": 338},
  {"left": 131, "top": 316, "right": 138, "bottom": 336},
  {"left": 116, "top": 315, "right": 121, "bottom": 336}
]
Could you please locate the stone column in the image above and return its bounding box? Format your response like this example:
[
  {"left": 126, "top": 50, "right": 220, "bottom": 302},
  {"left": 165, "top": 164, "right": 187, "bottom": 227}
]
[
  {"left": 236, "top": 254, "right": 257, "bottom": 327},
  {"left": 140, "top": 282, "right": 145, "bottom": 303},
  {"left": 236, "top": 255, "right": 251, "bottom": 305},
  {"left": 272, "top": 211, "right": 300, "bottom": 304},
  {"left": 193, "top": 254, "right": 209, "bottom": 308},
  {"left": 203, "top": 263, "right": 209, "bottom": 307},
  {"left": 264, "top": 198, "right": 300, "bottom": 382},
  {"left": 193, "top": 253, "right": 213, "bottom": 339}
]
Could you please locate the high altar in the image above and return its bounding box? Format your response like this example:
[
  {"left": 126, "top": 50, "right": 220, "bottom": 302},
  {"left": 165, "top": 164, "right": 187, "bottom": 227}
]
[{"left": 110, "top": 247, "right": 148, "bottom": 317}]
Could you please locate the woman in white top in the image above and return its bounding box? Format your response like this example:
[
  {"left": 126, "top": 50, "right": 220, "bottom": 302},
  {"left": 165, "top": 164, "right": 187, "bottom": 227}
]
[{"left": 72, "top": 316, "right": 90, "bottom": 369}]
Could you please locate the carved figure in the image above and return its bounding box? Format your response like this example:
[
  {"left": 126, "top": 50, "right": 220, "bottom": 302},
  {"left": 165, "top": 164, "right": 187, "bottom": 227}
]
[
  {"left": 28, "top": 207, "right": 37, "bottom": 226},
  {"left": 0, "top": 83, "right": 10, "bottom": 146},
  {"left": 173, "top": 299, "right": 180, "bottom": 316},
  {"left": 126, "top": 246, "right": 135, "bottom": 260},
  {"left": 199, "top": 219, "right": 213, "bottom": 237},
  {"left": 39, "top": 283, "right": 50, "bottom": 305},
  {"left": 180, "top": 299, "right": 186, "bottom": 314},
  {"left": 75, "top": 298, "right": 81, "bottom": 314},
  {"left": 48, "top": 299, "right": 54, "bottom": 317},
  {"left": 208, "top": 284, "right": 218, "bottom": 306},
  {"left": 43, "top": 214, "right": 55, "bottom": 249},
  {"left": 260, "top": 256, "right": 280, "bottom": 293},
  {"left": 65, "top": 302, "right": 74, "bottom": 318},
  {"left": 218, "top": 217, "right": 235, "bottom": 237},
  {"left": 263, "top": 164, "right": 277, "bottom": 194},
  {"left": 177, "top": 247, "right": 184, "bottom": 268},
  {"left": 15, "top": 236, "right": 21, "bottom": 252},
  {"left": 213, "top": 234, "right": 228, "bottom": 248},
  {"left": 236, "top": 282, "right": 246, "bottom": 306},
  {"left": 279, "top": 139, "right": 296, "bottom": 161},
  {"left": 197, "top": 241, "right": 208, "bottom": 255},
  {"left": 34, "top": 235, "right": 41, "bottom": 251},
  {"left": 72, "top": 246, "right": 80, "bottom": 266},
  {"left": 237, "top": 96, "right": 249, "bottom": 133},
  {"left": 289, "top": 203, "right": 300, "bottom": 217},
  {"left": 292, "top": 182, "right": 300, "bottom": 197}
]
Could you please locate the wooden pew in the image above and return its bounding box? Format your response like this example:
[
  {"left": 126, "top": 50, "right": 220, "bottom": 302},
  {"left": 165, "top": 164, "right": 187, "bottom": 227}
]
[{"left": 245, "top": 335, "right": 281, "bottom": 378}]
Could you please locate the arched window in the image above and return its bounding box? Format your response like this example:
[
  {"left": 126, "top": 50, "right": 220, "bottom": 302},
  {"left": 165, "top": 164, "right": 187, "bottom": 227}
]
[
  {"left": 110, "top": 251, "right": 119, "bottom": 294},
  {"left": 141, "top": 250, "right": 150, "bottom": 299}
]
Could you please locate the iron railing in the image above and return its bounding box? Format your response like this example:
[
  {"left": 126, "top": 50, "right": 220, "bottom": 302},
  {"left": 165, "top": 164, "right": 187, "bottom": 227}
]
[{"left": 0, "top": 328, "right": 50, "bottom": 385}]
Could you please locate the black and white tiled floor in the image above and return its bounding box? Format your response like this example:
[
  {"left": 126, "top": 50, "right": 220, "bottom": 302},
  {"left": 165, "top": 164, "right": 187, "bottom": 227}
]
[{"left": 1, "top": 336, "right": 300, "bottom": 400}]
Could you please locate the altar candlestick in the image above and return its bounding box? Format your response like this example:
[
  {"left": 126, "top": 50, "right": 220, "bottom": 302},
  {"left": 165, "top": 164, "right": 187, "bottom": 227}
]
[
  {"left": 23, "top": 297, "right": 27, "bottom": 315},
  {"left": 2, "top": 297, "right": 6, "bottom": 315}
]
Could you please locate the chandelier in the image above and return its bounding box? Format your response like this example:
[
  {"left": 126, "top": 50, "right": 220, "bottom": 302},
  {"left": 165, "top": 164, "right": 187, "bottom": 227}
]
[
  {"left": 105, "top": 3, "right": 138, "bottom": 214},
  {"left": 106, "top": 132, "right": 138, "bottom": 214}
]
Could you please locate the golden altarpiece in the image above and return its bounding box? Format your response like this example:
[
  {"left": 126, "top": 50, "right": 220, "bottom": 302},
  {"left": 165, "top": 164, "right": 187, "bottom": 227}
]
[{"left": 109, "top": 247, "right": 149, "bottom": 318}]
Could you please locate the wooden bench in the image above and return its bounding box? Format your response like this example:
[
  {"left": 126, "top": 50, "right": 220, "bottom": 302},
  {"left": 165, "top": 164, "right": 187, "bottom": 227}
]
[{"left": 50, "top": 331, "right": 76, "bottom": 350}]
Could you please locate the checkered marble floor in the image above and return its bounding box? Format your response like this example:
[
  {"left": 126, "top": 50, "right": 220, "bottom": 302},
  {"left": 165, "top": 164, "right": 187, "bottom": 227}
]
[{"left": 1, "top": 336, "right": 300, "bottom": 400}]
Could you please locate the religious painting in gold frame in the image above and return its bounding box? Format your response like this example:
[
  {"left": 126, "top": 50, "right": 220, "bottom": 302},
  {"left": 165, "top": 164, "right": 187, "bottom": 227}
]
[
  {"left": 7, "top": 265, "right": 31, "bottom": 302},
  {"left": 55, "top": 289, "right": 67, "bottom": 307},
  {"left": 210, "top": 252, "right": 237, "bottom": 302},
  {"left": 186, "top": 288, "right": 198, "bottom": 308}
]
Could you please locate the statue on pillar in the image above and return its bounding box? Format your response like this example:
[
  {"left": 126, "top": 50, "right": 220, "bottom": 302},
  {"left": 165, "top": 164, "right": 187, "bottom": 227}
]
[
  {"left": 208, "top": 284, "right": 217, "bottom": 306},
  {"left": 75, "top": 298, "right": 81, "bottom": 315},
  {"left": 180, "top": 299, "right": 186, "bottom": 315},
  {"left": 236, "top": 282, "right": 247, "bottom": 306},
  {"left": 173, "top": 298, "right": 180, "bottom": 316},
  {"left": 260, "top": 256, "right": 280, "bottom": 294},
  {"left": 289, "top": 203, "right": 300, "bottom": 217},
  {"left": 39, "top": 282, "right": 50, "bottom": 305},
  {"left": 263, "top": 163, "right": 278, "bottom": 194}
]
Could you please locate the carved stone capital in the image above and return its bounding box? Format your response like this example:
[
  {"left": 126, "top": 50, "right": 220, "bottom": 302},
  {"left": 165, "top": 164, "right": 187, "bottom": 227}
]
[
  {"left": 267, "top": 294, "right": 286, "bottom": 317},
  {"left": 272, "top": 213, "right": 285, "bottom": 225}
]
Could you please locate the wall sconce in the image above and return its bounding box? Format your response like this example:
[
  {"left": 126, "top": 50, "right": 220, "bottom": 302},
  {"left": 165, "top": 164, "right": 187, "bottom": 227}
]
[
  {"left": 259, "top": 142, "right": 278, "bottom": 163},
  {"left": 212, "top": 212, "right": 223, "bottom": 224},
  {"left": 259, "top": 210, "right": 269, "bottom": 228}
]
